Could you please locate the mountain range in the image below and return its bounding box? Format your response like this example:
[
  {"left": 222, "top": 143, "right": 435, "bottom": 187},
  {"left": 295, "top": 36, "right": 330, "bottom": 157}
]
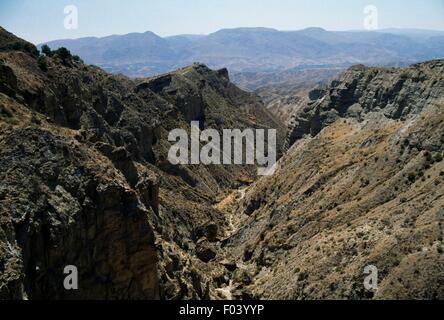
[{"left": 40, "top": 27, "right": 444, "bottom": 78}]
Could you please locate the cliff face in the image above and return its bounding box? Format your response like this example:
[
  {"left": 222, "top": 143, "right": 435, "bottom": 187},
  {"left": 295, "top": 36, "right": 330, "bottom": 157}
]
[
  {"left": 0, "top": 125, "right": 159, "bottom": 299},
  {"left": 286, "top": 61, "right": 444, "bottom": 149},
  {"left": 222, "top": 61, "right": 444, "bottom": 299},
  {"left": 0, "top": 28, "right": 283, "bottom": 299}
]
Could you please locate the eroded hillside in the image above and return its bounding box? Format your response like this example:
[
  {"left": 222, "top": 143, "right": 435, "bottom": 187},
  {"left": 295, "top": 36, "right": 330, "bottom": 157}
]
[
  {"left": 221, "top": 61, "right": 444, "bottom": 299},
  {"left": 0, "top": 27, "right": 284, "bottom": 299}
]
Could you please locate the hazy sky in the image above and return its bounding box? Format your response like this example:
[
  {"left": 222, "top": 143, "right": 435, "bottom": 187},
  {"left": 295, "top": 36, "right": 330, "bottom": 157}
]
[{"left": 1, "top": 0, "right": 444, "bottom": 44}]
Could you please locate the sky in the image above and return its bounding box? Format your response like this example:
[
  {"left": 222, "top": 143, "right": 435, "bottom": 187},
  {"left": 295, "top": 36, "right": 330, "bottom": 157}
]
[{"left": 1, "top": 0, "right": 444, "bottom": 44}]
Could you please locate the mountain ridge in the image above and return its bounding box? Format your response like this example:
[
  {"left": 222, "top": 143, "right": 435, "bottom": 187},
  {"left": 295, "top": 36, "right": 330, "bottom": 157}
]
[
  {"left": 39, "top": 27, "right": 444, "bottom": 78},
  {"left": 0, "top": 27, "right": 284, "bottom": 299},
  {"left": 221, "top": 59, "right": 444, "bottom": 299}
]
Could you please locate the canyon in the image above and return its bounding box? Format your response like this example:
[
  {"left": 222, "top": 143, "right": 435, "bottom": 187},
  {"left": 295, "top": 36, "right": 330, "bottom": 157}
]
[
  {"left": 1, "top": 26, "right": 443, "bottom": 300},
  {"left": 167, "top": 121, "right": 277, "bottom": 175}
]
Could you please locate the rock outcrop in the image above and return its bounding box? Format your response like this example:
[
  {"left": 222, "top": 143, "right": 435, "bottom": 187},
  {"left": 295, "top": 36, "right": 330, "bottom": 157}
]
[
  {"left": 0, "top": 28, "right": 283, "bottom": 300},
  {"left": 286, "top": 61, "right": 444, "bottom": 149},
  {"left": 222, "top": 61, "right": 444, "bottom": 299}
]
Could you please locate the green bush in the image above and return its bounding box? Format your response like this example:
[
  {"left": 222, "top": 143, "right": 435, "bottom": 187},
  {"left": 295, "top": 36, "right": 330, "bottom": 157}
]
[
  {"left": 424, "top": 151, "right": 432, "bottom": 162},
  {"left": 407, "top": 173, "right": 416, "bottom": 183},
  {"left": 41, "top": 44, "right": 52, "bottom": 56},
  {"left": 10, "top": 41, "right": 39, "bottom": 57},
  {"left": 54, "top": 47, "right": 72, "bottom": 64},
  {"left": 37, "top": 55, "right": 48, "bottom": 71},
  {"left": 72, "top": 55, "right": 83, "bottom": 63}
]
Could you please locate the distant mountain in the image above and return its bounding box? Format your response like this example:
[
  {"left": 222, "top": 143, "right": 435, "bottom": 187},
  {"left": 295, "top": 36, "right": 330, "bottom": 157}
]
[
  {"left": 40, "top": 27, "right": 444, "bottom": 78},
  {"left": 379, "top": 28, "right": 444, "bottom": 39}
]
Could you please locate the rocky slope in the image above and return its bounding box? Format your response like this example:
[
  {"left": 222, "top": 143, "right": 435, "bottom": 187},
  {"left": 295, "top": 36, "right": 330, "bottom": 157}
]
[
  {"left": 230, "top": 67, "right": 341, "bottom": 127},
  {"left": 0, "top": 27, "right": 284, "bottom": 300},
  {"left": 285, "top": 61, "right": 444, "bottom": 148},
  {"left": 221, "top": 60, "right": 444, "bottom": 299}
]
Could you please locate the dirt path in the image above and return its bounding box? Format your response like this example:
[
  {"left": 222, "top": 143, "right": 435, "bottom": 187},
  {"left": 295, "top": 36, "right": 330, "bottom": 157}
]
[{"left": 214, "top": 186, "right": 250, "bottom": 238}]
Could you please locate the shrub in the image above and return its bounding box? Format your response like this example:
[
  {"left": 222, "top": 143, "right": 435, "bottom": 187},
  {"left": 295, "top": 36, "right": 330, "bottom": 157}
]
[
  {"left": 403, "top": 139, "right": 410, "bottom": 147},
  {"left": 424, "top": 151, "right": 432, "bottom": 160},
  {"left": 72, "top": 55, "right": 83, "bottom": 63},
  {"left": 37, "top": 55, "right": 48, "bottom": 71},
  {"left": 54, "top": 47, "right": 72, "bottom": 64},
  {"left": 243, "top": 246, "right": 254, "bottom": 261},
  {"left": 11, "top": 41, "right": 39, "bottom": 57},
  {"left": 41, "top": 44, "right": 52, "bottom": 56}
]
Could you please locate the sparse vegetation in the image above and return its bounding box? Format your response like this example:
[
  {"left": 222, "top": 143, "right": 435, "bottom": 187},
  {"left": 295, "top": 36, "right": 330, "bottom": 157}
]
[
  {"left": 408, "top": 172, "right": 416, "bottom": 183},
  {"left": 41, "top": 44, "right": 52, "bottom": 56},
  {"left": 72, "top": 55, "right": 83, "bottom": 63},
  {"left": 38, "top": 45, "right": 82, "bottom": 66},
  {"left": 37, "top": 55, "right": 47, "bottom": 71},
  {"left": 53, "top": 47, "right": 72, "bottom": 64},
  {"left": 10, "top": 41, "right": 39, "bottom": 57}
]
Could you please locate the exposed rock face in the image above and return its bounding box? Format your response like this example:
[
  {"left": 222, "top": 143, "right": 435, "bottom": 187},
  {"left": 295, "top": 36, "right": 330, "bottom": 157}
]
[
  {"left": 196, "top": 241, "right": 217, "bottom": 263},
  {"left": 0, "top": 28, "right": 283, "bottom": 300},
  {"left": 286, "top": 61, "right": 444, "bottom": 149},
  {"left": 222, "top": 61, "right": 444, "bottom": 299},
  {"left": 0, "top": 126, "right": 159, "bottom": 299},
  {"left": 252, "top": 69, "right": 339, "bottom": 126},
  {"left": 0, "top": 61, "right": 18, "bottom": 97}
]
